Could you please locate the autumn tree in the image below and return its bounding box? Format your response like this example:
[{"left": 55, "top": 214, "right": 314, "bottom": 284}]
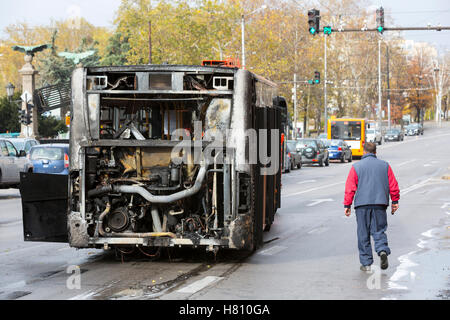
[{"left": 101, "top": 32, "right": 131, "bottom": 66}]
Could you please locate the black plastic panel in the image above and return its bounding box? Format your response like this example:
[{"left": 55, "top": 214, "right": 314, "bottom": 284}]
[{"left": 19, "top": 173, "right": 69, "bottom": 242}]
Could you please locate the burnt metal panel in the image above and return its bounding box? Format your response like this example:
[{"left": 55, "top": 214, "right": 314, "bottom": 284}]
[
  {"left": 20, "top": 173, "right": 69, "bottom": 242},
  {"left": 254, "top": 107, "right": 267, "bottom": 246},
  {"left": 87, "top": 64, "right": 237, "bottom": 75},
  {"left": 35, "top": 82, "right": 72, "bottom": 112},
  {"left": 265, "top": 107, "right": 276, "bottom": 227}
]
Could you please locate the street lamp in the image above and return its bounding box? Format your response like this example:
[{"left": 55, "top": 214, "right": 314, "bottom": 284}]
[
  {"left": 5, "top": 82, "right": 15, "bottom": 101},
  {"left": 241, "top": 5, "right": 267, "bottom": 69}
]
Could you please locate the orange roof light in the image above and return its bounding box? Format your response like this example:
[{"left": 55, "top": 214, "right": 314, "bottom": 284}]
[{"left": 202, "top": 58, "right": 241, "bottom": 69}]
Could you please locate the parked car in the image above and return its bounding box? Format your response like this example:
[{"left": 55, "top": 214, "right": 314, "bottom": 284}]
[
  {"left": 296, "top": 138, "right": 329, "bottom": 167},
  {"left": 29, "top": 144, "right": 70, "bottom": 175},
  {"left": 366, "top": 128, "right": 382, "bottom": 145},
  {"left": 405, "top": 123, "right": 424, "bottom": 136},
  {"left": 287, "top": 140, "right": 302, "bottom": 170},
  {"left": 0, "top": 139, "right": 33, "bottom": 188},
  {"left": 327, "top": 139, "right": 353, "bottom": 163},
  {"left": 384, "top": 129, "right": 404, "bottom": 142},
  {"left": 6, "top": 138, "right": 39, "bottom": 155},
  {"left": 284, "top": 148, "right": 292, "bottom": 173}
]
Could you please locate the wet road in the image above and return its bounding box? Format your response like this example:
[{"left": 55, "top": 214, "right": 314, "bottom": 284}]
[{"left": 0, "top": 122, "right": 449, "bottom": 300}]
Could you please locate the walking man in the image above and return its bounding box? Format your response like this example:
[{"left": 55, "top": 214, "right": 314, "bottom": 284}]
[{"left": 344, "top": 142, "right": 400, "bottom": 271}]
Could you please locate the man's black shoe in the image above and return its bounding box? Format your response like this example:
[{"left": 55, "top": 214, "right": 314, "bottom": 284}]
[{"left": 380, "top": 251, "right": 388, "bottom": 270}]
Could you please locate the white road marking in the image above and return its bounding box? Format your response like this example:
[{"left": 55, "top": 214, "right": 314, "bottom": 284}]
[
  {"left": 3, "top": 280, "right": 27, "bottom": 289},
  {"left": 397, "top": 159, "right": 416, "bottom": 167},
  {"left": 258, "top": 245, "right": 288, "bottom": 256},
  {"left": 283, "top": 182, "right": 343, "bottom": 197},
  {"left": 0, "top": 244, "right": 50, "bottom": 256},
  {"left": 401, "top": 178, "right": 433, "bottom": 196},
  {"left": 307, "top": 199, "right": 334, "bottom": 207},
  {"left": 424, "top": 164, "right": 432, "bottom": 167},
  {"left": 296, "top": 179, "right": 317, "bottom": 185},
  {"left": 307, "top": 226, "right": 330, "bottom": 234},
  {"left": 176, "top": 276, "right": 223, "bottom": 294},
  {"left": 70, "top": 280, "right": 121, "bottom": 300},
  {"left": 0, "top": 221, "right": 22, "bottom": 228},
  {"left": 440, "top": 203, "right": 450, "bottom": 209}
]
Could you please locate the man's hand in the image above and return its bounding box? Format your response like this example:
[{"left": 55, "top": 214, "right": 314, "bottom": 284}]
[
  {"left": 391, "top": 203, "right": 399, "bottom": 215},
  {"left": 345, "top": 208, "right": 351, "bottom": 217}
]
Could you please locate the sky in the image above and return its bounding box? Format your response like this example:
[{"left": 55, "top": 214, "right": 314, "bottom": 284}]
[
  {"left": 0, "top": 0, "right": 121, "bottom": 35},
  {"left": 371, "top": 0, "right": 450, "bottom": 54},
  {"left": 1, "top": 0, "right": 449, "bottom": 53}
]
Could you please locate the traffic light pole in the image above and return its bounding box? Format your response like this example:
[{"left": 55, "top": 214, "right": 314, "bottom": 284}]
[
  {"left": 387, "top": 46, "right": 391, "bottom": 131},
  {"left": 316, "top": 26, "right": 450, "bottom": 33},
  {"left": 323, "top": 34, "right": 328, "bottom": 135},
  {"left": 293, "top": 73, "right": 297, "bottom": 139},
  {"left": 378, "top": 39, "right": 382, "bottom": 132}
]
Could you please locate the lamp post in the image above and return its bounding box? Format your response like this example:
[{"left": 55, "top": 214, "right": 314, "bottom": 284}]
[
  {"left": 5, "top": 82, "right": 15, "bottom": 102},
  {"left": 433, "top": 67, "right": 441, "bottom": 126},
  {"left": 241, "top": 5, "right": 267, "bottom": 69}
]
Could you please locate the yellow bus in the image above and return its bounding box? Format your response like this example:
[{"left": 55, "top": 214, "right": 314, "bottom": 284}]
[{"left": 327, "top": 118, "right": 366, "bottom": 157}]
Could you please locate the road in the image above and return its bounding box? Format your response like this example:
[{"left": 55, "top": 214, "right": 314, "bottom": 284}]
[{"left": 0, "top": 122, "right": 449, "bottom": 300}]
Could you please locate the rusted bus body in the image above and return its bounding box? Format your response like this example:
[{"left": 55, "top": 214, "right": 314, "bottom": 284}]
[{"left": 20, "top": 65, "right": 287, "bottom": 252}]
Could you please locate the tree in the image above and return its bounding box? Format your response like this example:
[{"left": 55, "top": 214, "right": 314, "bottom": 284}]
[
  {"left": 39, "top": 31, "right": 74, "bottom": 86},
  {"left": 404, "top": 47, "right": 434, "bottom": 123},
  {"left": 0, "top": 19, "right": 110, "bottom": 93},
  {"left": 38, "top": 114, "right": 68, "bottom": 138},
  {"left": 0, "top": 94, "right": 21, "bottom": 133},
  {"left": 101, "top": 32, "right": 131, "bottom": 66}
]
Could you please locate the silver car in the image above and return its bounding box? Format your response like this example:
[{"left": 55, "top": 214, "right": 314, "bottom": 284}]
[
  {"left": 6, "top": 138, "right": 40, "bottom": 155},
  {"left": 0, "top": 139, "right": 33, "bottom": 188}
]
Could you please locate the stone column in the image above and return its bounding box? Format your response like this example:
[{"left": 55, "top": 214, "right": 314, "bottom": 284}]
[{"left": 19, "top": 54, "right": 39, "bottom": 138}]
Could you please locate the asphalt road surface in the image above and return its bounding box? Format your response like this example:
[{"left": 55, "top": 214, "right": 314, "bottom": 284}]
[{"left": 0, "top": 122, "right": 449, "bottom": 300}]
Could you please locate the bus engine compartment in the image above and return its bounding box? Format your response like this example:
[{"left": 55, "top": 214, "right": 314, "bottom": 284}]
[{"left": 20, "top": 64, "right": 286, "bottom": 253}]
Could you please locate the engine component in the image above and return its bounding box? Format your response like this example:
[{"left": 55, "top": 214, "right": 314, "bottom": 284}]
[
  {"left": 107, "top": 207, "right": 130, "bottom": 232},
  {"left": 151, "top": 207, "right": 162, "bottom": 232}
]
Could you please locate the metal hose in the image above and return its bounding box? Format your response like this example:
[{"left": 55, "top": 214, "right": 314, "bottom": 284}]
[{"left": 113, "top": 163, "right": 208, "bottom": 204}]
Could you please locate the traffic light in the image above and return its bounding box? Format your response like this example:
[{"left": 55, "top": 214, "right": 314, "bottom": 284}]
[
  {"left": 19, "top": 110, "right": 27, "bottom": 125},
  {"left": 324, "top": 26, "right": 332, "bottom": 35},
  {"left": 26, "top": 114, "right": 32, "bottom": 125},
  {"left": 376, "top": 7, "right": 384, "bottom": 33},
  {"left": 308, "top": 9, "right": 320, "bottom": 35},
  {"left": 314, "top": 71, "right": 321, "bottom": 84}
]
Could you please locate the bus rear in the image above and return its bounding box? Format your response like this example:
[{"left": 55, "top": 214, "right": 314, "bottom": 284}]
[{"left": 328, "top": 119, "right": 365, "bottom": 157}]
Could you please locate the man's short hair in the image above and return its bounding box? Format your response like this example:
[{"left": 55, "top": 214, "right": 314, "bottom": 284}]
[{"left": 364, "top": 142, "right": 377, "bottom": 154}]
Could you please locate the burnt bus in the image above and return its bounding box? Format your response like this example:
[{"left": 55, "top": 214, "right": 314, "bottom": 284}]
[{"left": 20, "top": 65, "right": 287, "bottom": 252}]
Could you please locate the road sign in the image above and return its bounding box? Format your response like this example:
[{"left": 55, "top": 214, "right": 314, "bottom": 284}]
[{"left": 21, "top": 91, "right": 32, "bottom": 103}]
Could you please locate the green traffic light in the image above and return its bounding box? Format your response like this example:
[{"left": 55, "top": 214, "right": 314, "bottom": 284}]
[
  {"left": 377, "top": 26, "right": 384, "bottom": 33},
  {"left": 308, "top": 80, "right": 313, "bottom": 84},
  {"left": 315, "top": 80, "right": 319, "bottom": 84},
  {"left": 324, "top": 27, "right": 332, "bottom": 35},
  {"left": 309, "top": 28, "right": 316, "bottom": 34}
]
